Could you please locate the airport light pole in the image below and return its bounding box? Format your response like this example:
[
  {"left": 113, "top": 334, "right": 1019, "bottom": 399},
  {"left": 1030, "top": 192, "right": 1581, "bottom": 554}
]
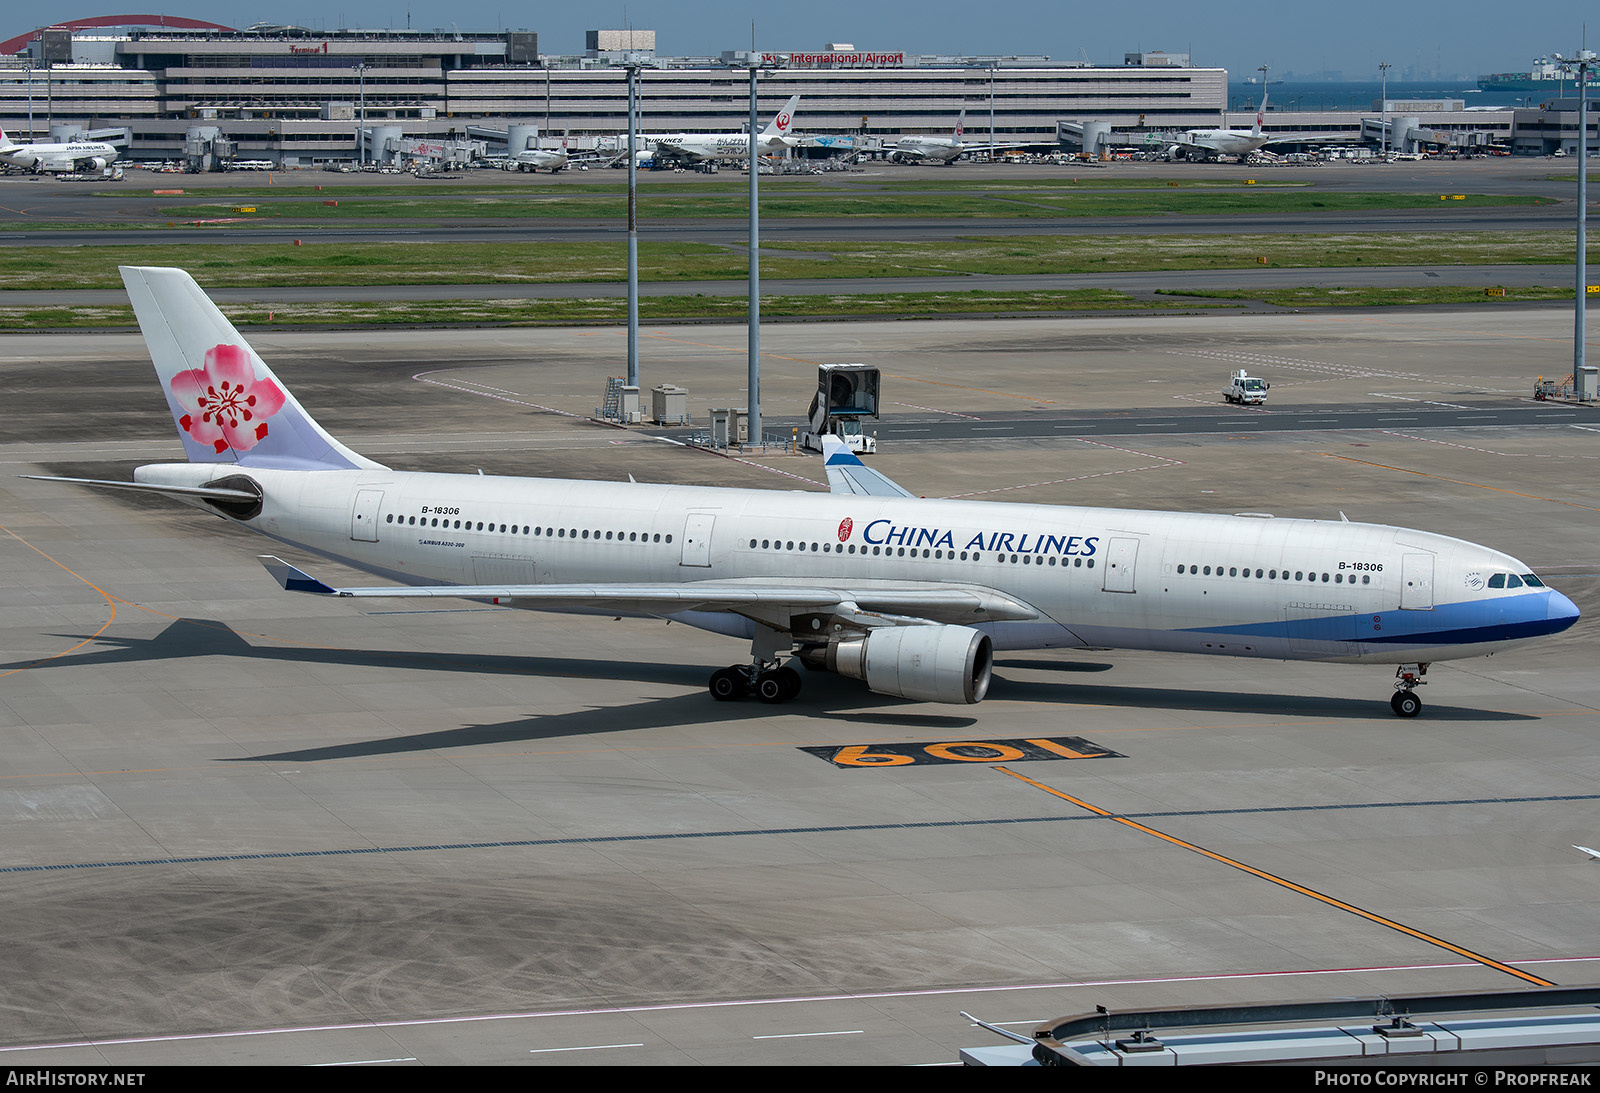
[
  {"left": 733, "top": 52, "right": 784, "bottom": 443},
  {"left": 620, "top": 53, "right": 651, "bottom": 391},
  {"left": 355, "top": 63, "right": 369, "bottom": 166},
  {"left": 1379, "top": 62, "right": 1391, "bottom": 157},
  {"left": 989, "top": 64, "right": 996, "bottom": 156},
  {"left": 1554, "top": 48, "right": 1594, "bottom": 385},
  {"left": 24, "top": 62, "right": 32, "bottom": 140}
]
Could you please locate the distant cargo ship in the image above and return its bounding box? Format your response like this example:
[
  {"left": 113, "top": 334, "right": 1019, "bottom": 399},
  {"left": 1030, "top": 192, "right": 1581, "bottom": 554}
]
[{"left": 1477, "top": 56, "right": 1592, "bottom": 91}]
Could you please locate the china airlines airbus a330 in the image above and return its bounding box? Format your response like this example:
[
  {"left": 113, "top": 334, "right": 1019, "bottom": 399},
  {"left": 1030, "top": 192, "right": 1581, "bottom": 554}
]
[{"left": 26, "top": 268, "right": 1580, "bottom": 716}]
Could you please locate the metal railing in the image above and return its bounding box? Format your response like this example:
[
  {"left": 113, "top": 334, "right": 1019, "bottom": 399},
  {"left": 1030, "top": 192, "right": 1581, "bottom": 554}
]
[{"left": 683, "top": 429, "right": 796, "bottom": 455}]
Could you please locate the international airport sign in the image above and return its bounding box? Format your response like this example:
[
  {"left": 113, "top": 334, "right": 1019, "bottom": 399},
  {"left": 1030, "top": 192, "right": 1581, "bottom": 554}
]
[{"left": 764, "top": 51, "right": 905, "bottom": 67}]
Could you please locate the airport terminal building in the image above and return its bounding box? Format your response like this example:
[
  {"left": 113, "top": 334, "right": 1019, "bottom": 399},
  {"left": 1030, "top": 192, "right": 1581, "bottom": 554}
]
[
  {"left": 0, "top": 24, "right": 1233, "bottom": 164},
  {"left": 1, "top": 23, "right": 1584, "bottom": 165}
]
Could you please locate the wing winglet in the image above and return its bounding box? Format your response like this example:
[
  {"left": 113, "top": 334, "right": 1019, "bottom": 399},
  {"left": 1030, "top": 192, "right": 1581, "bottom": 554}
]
[
  {"left": 821, "top": 435, "right": 916, "bottom": 497},
  {"left": 257, "top": 555, "right": 339, "bottom": 595}
]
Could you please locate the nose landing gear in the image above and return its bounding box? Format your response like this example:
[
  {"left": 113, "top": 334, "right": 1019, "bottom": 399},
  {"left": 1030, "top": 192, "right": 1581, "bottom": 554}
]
[{"left": 1389, "top": 663, "right": 1428, "bottom": 717}]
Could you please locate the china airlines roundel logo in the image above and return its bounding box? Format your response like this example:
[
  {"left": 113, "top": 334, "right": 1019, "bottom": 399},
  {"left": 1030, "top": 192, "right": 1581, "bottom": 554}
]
[
  {"left": 837, "top": 517, "right": 853, "bottom": 542},
  {"left": 173, "top": 343, "right": 286, "bottom": 454}
]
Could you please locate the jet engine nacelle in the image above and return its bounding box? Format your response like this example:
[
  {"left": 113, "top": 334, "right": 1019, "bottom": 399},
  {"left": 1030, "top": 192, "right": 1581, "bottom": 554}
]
[
  {"left": 801, "top": 623, "right": 993, "bottom": 704},
  {"left": 79, "top": 156, "right": 109, "bottom": 172}
]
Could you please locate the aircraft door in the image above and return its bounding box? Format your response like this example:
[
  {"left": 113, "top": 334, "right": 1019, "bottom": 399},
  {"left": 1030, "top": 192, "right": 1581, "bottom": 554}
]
[
  {"left": 350, "top": 488, "right": 384, "bottom": 541},
  {"left": 681, "top": 513, "right": 715, "bottom": 567},
  {"left": 1400, "top": 553, "right": 1435, "bottom": 610},
  {"left": 1101, "top": 537, "right": 1139, "bottom": 593}
]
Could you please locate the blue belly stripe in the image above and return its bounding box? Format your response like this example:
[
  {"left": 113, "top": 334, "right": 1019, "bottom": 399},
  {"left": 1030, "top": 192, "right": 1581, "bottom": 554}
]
[{"left": 1180, "top": 590, "right": 1574, "bottom": 648}]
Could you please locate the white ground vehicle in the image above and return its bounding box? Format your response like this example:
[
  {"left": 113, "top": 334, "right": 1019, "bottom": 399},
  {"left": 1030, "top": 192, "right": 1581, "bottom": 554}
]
[{"left": 1225, "top": 369, "right": 1270, "bottom": 405}]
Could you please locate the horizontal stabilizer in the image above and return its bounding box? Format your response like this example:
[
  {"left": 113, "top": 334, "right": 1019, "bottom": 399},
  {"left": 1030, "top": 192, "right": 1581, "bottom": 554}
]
[
  {"left": 821, "top": 435, "right": 916, "bottom": 497},
  {"left": 257, "top": 556, "right": 339, "bottom": 595},
  {"left": 19, "top": 475, "right": 261, "bottom": 503}
]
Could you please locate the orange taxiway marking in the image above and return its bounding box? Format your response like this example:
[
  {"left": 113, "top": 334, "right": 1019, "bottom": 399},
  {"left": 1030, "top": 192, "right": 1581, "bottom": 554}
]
[{"left": 995, "top": 765, "right": 1557, "bottom": 987}]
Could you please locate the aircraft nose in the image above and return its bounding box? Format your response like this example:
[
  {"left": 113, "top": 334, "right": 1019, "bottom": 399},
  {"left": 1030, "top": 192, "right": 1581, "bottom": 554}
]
[
  {"left": 1548, "top": 585, "right": 1574, "bottom": 620},
  {"left": 1547, "top": 588, "right": 1581, "bottom": 632}
]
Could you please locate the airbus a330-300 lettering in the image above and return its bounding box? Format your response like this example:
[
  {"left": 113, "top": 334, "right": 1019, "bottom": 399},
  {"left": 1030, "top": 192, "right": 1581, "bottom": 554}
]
[{"left": 26, "top": 268, "right": 1580, "bottom": 716}]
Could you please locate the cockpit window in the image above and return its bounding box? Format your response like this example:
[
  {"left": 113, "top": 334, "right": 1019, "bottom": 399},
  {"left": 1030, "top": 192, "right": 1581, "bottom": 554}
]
[
  {"left": 1506, "top": 574, "right": 1523, "bottom": 588},
  {"left": 1487, "top": 574, "right": 1506, "bottom": 588},
  {"left": 1522, "top": 573, "right": 1545, "bottom": 587}
]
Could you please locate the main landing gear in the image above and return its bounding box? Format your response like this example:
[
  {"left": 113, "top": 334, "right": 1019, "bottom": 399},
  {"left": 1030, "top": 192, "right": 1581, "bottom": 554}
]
[
  {"left": 709, "top": 623, "right": 804, "bottom": 704},
  {"left": 1389, "top": 663, "right": 1428, "bottom": 718},
  {"left": 708, "top": 661, "right": 803, "bottom": 704}
]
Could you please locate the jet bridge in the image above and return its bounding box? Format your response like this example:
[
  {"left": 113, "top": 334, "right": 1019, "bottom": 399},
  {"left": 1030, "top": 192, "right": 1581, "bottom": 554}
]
[{"left": 962, "top": 986, "right": 1600, "bottom": 1065}]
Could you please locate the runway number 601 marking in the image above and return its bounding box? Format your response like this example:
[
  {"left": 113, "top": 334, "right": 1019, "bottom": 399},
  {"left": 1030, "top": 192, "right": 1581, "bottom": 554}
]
[{"left": 803, "top": 735, "right": 1122, "bottom": 769}]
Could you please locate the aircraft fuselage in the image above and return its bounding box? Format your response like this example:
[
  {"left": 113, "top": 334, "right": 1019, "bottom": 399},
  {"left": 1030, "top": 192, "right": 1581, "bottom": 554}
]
[{"left": 135, "top": 462, "right": 1577, "bottom": 665}]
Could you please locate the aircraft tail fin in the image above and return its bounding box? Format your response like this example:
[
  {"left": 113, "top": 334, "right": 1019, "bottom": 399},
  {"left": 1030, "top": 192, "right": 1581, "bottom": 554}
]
[
  {"left": 1255, "top": 88, "right": 1268, "bottom": 136},
  {"left": 954, "top": 109, "right": 965, "bottom": 141},
  {"left": 762, "top": 94, "right": 801, "bottom": 139},
  {"left": 119, "top": 266, "right": 385, "bottom": 471}
]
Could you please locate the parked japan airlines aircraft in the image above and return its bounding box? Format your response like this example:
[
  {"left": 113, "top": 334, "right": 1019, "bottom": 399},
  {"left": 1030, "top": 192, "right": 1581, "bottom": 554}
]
[
  {"left": 26, "top": 267, "right": 1580, "bottom": 716},
  {"left": 646, "top": 94, "right": 801, "bottom": 163},
  {"left": 509, "top": 144, "right": 569, "bottom": 172},
  {"left": 1169, "top": 89, "right": 1272, "bottom": 161},
  {"left": 0, "top": 125, "right": 118, "bottom": 173},
  {"left": 886, "top": 110, "right": 1038, "bottom": 165},
  {"left": 889, "top": 110, "right": 971, "bottom": 164}
]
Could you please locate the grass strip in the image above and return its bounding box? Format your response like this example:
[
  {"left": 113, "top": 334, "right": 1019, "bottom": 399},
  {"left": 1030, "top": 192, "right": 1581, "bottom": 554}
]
[
  {"left": 0, "top": 232, "right": 1588, "bottom": 291},
  {"left": 1156, "top": 285, "right": 1576, "bottom": 307},
  {"left": 103, "top": 177, "right": 1302, "bottom": 200},
  {"left": 156, "top": 190, "right": 1546, "bottom": 221},
  {"left": 0, "top": 289, "right": 1228, "bottom": 330}
]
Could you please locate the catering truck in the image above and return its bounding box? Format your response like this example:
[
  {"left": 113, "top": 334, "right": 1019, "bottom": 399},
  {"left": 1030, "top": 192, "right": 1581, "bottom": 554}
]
[{"left": 801, "top": 364, "right": 880, "bottom": 454}]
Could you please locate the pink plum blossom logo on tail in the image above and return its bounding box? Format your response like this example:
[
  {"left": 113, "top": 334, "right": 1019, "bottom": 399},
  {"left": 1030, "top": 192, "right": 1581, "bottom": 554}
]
[{"left": 172, "top": 344, "right": 286, "bottom": 454}]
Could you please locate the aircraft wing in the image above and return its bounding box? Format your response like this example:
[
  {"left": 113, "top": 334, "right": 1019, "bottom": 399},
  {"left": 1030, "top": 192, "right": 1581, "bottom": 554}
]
[
  {"left": 1260, "top": 133, "right": 1360, "bottom": 148},
  {"left": 650, "top": 138, "right": 699, "bottom": 159},
  {"left": 821, "top": 436, "right": 916, "bottom": 498},
  {"left": 258, "top": 556, "right": 1038, "bottom": 623},
  {"left": 964, "top": 141, "right": 1046, "bottom": 154}
]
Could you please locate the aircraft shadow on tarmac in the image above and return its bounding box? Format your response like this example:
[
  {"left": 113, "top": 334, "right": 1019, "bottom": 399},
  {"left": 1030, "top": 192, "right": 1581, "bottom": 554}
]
[{"left": 9, "top": 617, "right": 1533, "bottom": 764}]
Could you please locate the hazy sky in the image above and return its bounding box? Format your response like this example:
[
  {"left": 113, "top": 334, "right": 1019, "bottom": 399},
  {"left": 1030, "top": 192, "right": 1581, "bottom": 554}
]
[{"left": 13, "top": 1, "right": 1597, "bottom": 79}]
